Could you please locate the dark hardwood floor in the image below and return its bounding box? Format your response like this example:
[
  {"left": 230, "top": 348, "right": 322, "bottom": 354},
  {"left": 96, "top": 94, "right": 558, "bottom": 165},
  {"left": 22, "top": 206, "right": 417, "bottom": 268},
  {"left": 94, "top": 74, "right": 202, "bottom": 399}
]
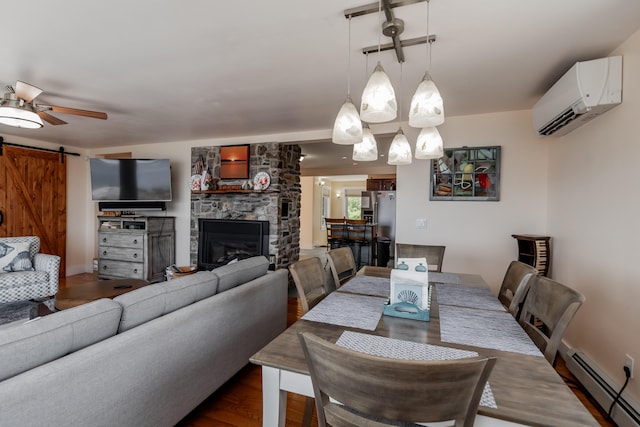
[{"left": 60, "top": 274, "right": 615, "bottom": 427}]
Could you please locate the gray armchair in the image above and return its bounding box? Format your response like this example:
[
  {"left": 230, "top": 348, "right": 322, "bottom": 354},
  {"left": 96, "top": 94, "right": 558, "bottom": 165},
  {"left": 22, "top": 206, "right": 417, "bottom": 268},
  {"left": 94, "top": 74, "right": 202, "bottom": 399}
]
[{"left": 0, "top": 236, "right": 60, "bottom": 303}]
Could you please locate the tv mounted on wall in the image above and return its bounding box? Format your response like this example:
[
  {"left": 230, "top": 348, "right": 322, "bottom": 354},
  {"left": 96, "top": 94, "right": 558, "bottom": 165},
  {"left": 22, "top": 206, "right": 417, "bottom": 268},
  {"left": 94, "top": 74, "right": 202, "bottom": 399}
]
[{"left": 90, "top": 158, "right": 172, "bottom": 210}]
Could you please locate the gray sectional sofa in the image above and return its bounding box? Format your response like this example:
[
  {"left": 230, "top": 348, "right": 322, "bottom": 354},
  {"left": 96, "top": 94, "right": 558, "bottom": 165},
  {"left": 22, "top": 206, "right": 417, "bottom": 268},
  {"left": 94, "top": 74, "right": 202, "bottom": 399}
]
[{"left": 0, "top": 256, "right": 288, "bottom": 427}]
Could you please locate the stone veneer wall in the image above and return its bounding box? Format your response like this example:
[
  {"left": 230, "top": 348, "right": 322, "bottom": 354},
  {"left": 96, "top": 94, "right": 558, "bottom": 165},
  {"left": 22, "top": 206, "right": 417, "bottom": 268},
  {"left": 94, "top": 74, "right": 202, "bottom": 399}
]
[{"left": 190, "top": 143, "right": 301, "bottom": 270}]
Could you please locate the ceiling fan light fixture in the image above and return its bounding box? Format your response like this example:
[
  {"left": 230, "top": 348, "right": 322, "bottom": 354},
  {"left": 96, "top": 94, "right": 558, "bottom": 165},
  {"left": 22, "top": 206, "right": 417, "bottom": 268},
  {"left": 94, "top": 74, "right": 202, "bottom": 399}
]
[
  {"left": 332, "top": 96, "right": 363, "bottom": 144},
  {"left": 0, "top": 95, "right": 43, "bottom": 129},
  {"left": 409, "top": 72, "right": 444, "bottom": 128},
  {"left": 352, "top": 123, "right": 378, "bottom": 161},
  {"left": 387, "top": 128, "right": 412, "bottom": 165},
  {"left": 415, "top": 126, "right": 443, "bottom": 159},
  {"left": 360, "top": 62, "right": 397, "bottom": 123}
]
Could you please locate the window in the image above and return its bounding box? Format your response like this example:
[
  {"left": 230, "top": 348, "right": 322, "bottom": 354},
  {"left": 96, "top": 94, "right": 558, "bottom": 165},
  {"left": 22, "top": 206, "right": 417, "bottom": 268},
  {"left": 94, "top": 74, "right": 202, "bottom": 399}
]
[{"left": 344, "top": 188, "right": 362, "bottom": 220}]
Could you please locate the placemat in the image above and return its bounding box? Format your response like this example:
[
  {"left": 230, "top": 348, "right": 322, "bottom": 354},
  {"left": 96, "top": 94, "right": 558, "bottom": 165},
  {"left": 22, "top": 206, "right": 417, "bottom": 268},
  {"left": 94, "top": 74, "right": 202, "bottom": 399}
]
[
  {"left": 302, "top": 292, "right": 385, "bottom": 331},
  {"left": 339, "top": 275, "right": 390, "bottom": 298},
  {"left": 336, "top": 331, "right": 497, "bottom": 408},
  {"left": 436, "top": 283, "right": 506, "bottom": 312},
  {"left": 439, "top": 305, "right": 543, "bottom": 357}
]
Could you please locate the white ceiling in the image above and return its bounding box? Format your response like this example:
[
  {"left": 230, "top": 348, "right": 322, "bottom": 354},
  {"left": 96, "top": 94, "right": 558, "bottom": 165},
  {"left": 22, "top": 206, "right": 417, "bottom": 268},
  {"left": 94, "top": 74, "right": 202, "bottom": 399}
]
[{"left": 1, "top": 0, "right": 639, "bottom": 165}]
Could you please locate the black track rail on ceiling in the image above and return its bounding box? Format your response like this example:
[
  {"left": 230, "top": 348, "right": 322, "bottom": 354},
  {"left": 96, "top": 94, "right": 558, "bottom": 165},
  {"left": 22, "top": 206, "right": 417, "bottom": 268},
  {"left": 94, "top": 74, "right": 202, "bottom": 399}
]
[
  {"left": 344, "top": 0, "right": 426, "bottom": 18},
  {"left": 0, "top": 136, "right": 80, "bottom": 163}
]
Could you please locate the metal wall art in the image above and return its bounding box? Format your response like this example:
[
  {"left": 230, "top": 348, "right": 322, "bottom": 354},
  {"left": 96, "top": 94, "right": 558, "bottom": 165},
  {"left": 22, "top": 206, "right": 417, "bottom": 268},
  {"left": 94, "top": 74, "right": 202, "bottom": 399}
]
[{"left": 430, "top": 146, "right": 501, "bottom": 201}]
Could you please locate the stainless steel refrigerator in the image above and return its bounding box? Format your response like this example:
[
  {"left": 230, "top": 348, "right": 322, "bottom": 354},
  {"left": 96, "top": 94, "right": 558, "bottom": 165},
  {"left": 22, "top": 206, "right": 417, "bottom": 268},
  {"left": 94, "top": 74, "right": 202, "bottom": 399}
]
[{"left": 361, "top": 191, "right": 396, "bottom": 265}]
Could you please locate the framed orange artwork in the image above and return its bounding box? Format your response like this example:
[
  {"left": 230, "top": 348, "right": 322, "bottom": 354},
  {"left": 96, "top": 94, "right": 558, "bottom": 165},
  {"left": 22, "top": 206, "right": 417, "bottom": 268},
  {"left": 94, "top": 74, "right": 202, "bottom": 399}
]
[{"left": 220, "top": 145, "right": 250, "bottom": 179}]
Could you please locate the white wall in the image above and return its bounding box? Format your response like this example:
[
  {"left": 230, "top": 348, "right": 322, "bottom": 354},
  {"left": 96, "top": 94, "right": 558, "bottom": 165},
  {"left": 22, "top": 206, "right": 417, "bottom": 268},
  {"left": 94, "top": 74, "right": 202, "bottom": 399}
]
[
  {"left": 396, "top": 110, "right": 549, "bottom": 289},
  {"left": 66, "top": 153, "right": 95, "bottom": 275},
  {"left": 546, "top": 28, "right": 640, "bottom": 400},
  {"left": 299, "top": 176, "right": 314, "bottom": 250}
]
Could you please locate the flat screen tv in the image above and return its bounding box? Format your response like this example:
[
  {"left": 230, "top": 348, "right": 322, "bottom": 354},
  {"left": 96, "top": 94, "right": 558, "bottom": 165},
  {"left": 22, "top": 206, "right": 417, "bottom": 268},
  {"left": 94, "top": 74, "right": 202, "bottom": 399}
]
[{"left": 90, "top": 158, "right": 172, "bottom": 202}]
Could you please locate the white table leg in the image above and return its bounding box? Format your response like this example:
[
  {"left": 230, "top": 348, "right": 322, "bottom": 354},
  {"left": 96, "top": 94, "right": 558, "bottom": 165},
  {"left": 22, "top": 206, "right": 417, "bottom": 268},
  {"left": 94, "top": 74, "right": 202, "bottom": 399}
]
[{"left": 262, "top": 366, "right": 287, "bottom": 427}]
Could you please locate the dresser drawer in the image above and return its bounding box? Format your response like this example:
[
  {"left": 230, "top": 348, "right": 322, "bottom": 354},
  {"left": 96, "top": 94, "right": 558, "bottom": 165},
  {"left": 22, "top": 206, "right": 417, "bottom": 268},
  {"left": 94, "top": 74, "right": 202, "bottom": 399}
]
[
  {"left": 98, "top": 233, "right": 144, "bottom": 249},
  {"left": 98, "top": 260, "right": 145, "bottom": 279},
  {"left": 99, "top": 246, "right": 144, "bottom": 262}
]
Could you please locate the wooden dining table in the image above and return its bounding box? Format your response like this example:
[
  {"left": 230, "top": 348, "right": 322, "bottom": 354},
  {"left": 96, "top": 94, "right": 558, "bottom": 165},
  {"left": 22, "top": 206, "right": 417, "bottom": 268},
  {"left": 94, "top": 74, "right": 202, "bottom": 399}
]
[{"left": 250, "top": 267, "right": 598, "bottom": 427}]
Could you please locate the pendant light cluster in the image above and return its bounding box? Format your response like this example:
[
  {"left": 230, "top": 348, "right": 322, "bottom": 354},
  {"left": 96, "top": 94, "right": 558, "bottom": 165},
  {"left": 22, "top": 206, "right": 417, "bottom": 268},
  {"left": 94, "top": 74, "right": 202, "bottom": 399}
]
[{"left": 332, "top": 0, "right": 444, "bottom": 165}]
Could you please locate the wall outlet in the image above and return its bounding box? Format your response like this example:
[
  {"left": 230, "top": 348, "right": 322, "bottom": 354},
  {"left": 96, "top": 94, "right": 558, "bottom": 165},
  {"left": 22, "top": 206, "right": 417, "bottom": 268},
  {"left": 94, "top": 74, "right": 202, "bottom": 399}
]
[
  {"left": 416, "top": 218, "right": 427, "bottom": 229},
  {"left": 625, "top": 354, "right": 634, "bottom": 379}
]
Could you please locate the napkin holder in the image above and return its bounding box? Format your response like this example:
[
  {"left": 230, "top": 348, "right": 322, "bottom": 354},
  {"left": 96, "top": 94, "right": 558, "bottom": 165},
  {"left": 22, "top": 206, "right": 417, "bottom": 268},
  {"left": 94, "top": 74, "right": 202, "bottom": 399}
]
[{"left": 383, "top": 267, "right": 431, "bottom": 322}]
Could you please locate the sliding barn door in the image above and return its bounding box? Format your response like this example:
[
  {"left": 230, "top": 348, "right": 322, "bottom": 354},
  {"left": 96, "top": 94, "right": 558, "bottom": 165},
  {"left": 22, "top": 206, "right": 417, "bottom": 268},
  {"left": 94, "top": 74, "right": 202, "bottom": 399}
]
[{"left": 0, "top": 145, "right": 67, "bottom": 277}]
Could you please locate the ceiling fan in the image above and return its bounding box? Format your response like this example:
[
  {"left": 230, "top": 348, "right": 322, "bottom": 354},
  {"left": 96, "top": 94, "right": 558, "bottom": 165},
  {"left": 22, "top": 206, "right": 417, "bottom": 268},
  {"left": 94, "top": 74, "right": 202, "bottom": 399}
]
[{"left": 0, "top": 81, "right": 107, "bottom": 129}]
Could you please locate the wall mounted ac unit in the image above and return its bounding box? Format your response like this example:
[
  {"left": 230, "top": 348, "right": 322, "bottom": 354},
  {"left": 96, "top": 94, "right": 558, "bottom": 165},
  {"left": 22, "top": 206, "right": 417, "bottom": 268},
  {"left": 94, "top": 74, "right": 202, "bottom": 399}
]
[{"left": 532, "top": 56, "right": 622, "bottom": 137}]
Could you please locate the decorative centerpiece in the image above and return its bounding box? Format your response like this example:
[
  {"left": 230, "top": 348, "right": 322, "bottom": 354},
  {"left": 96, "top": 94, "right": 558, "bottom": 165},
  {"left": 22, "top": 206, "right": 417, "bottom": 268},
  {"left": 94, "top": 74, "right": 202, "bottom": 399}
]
[{"left": 384, "top": 257, "right": 431, "bottom": 321}]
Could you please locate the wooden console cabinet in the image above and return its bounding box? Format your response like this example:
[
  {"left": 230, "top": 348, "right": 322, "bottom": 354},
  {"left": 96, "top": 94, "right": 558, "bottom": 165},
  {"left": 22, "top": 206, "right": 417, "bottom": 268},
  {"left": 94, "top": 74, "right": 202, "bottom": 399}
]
[
  {"left": 97, "top": 216, "right": 175, "bottom": 282},
  {"left": 512, "top": 234, "right": 551, "bottom": 277}
]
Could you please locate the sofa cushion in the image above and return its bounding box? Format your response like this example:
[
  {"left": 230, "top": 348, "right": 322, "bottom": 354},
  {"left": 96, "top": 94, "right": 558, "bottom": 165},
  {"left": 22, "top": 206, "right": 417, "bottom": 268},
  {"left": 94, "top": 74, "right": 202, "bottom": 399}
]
[
  {"left": 0, "top": 241, "right": 33, "bottom": 273},
  {"left": 114, "top": 271, "right": 218, "bottom": 333},
  {"left": 0, "top": 298, "right": 122, "bottom": 381},
  {"left": 213, "top": 256, "right": 269, "bottom": 293}
]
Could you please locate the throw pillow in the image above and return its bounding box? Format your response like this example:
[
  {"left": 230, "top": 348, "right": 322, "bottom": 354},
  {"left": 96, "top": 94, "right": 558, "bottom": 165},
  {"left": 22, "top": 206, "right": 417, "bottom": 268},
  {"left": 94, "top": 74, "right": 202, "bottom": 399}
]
[{"left": 0, "top": 241, "right": 34, "bottom": 273}]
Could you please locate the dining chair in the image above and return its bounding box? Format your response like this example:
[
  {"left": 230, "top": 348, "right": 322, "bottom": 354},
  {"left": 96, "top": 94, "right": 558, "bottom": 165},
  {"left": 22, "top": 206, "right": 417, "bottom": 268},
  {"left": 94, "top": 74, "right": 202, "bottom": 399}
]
[
  {"left": 289, "top": 257, "right": 331, "bottom": 427},
  {"left": 289, "top": 257, "right": 329, "bottom": 314},
  {"left": 327, "top": 247, "right": 357, "bottom": 289},
  {"left": 519, "top": 275, "right": 585, "bottom": 365},
  {"left": 325, "top": 218, "right": 348, "bottom": 250},
  {"left": 395, "top": 243, "right": 446, "bottom": 272},
  {"left": 298, "top": 331, "right": 496, "bottom": 427},
  {"left": 497, "top": 260, "right": 539, "bottom": 320}
]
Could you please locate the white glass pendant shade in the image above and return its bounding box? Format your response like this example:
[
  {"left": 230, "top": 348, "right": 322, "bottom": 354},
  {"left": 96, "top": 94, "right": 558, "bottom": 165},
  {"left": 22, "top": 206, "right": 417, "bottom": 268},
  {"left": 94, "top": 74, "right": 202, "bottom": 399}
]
[
  {"left": 415, "top": 127, "right": 444, "bottom": 159},
  {"left": 408, "top": 72, "right": 444, "bottom": 128},
  {"left": 352, "top": 124, "right": 378, "bottom": 161},
  {"left": 360, "top": 62, "right": 397, "bottom": 123},
  {"left": 332, "top": 96, "right": 363, "bottom": 144},
  {"left": 387, "top": 129, "right": 412, "bottom": 165},
  {"left": 0, "top": 106, "right": 44, "bottom": 129}
]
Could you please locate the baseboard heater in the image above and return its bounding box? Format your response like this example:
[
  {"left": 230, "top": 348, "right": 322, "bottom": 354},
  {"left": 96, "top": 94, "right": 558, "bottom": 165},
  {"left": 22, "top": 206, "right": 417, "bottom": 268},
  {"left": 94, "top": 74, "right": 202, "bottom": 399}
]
[{"left": 566, "top": 350, "right": 640, "bottom": 427}]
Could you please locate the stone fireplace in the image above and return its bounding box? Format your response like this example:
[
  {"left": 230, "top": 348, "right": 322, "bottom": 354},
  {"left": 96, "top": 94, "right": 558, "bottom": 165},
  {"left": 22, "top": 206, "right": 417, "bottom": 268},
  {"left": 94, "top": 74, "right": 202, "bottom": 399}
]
[{"left": 190, "top": 143, "right": 301, "bottom": 270}]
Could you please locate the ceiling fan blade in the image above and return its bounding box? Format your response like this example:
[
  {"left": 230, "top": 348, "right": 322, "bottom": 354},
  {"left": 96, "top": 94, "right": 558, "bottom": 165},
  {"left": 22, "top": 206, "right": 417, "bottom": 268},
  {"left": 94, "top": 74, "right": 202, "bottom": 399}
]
[
  {"left": 48, "top": 105, "right": 108, "bottom": 120},
  {"left": 15, "top": 81, "right": 43, "bottom": 102},
  {"left": 37, "top": 111, "right": 68, "bottom": 125}
]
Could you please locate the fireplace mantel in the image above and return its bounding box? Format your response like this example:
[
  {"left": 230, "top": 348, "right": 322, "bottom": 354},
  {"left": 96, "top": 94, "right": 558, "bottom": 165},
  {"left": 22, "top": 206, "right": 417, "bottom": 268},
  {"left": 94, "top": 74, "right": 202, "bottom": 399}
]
[{"left": 191, "top": 189, "right": 279, "bottom": 196}]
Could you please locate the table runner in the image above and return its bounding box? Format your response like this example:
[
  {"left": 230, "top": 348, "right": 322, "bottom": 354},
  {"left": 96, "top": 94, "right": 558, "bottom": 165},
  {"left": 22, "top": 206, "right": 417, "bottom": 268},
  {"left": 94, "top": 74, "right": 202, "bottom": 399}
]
[
  {"left": 336, "top": 330, "right": 497, "bottom": 408},
  {"left": 439, "top": 305, "right": 543, "bottom": 357},
  {"left": 435, "top": 283, "right": 506, "bottom": 312},
  {"left": 302, "top": 292, "right": 385, "bottom": 331},
  {"left": 429, "top": 272, "right": 486, "bottom": 287},
  {"left": 338, "top": 275, "right": 390, "bottom": 298}
]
